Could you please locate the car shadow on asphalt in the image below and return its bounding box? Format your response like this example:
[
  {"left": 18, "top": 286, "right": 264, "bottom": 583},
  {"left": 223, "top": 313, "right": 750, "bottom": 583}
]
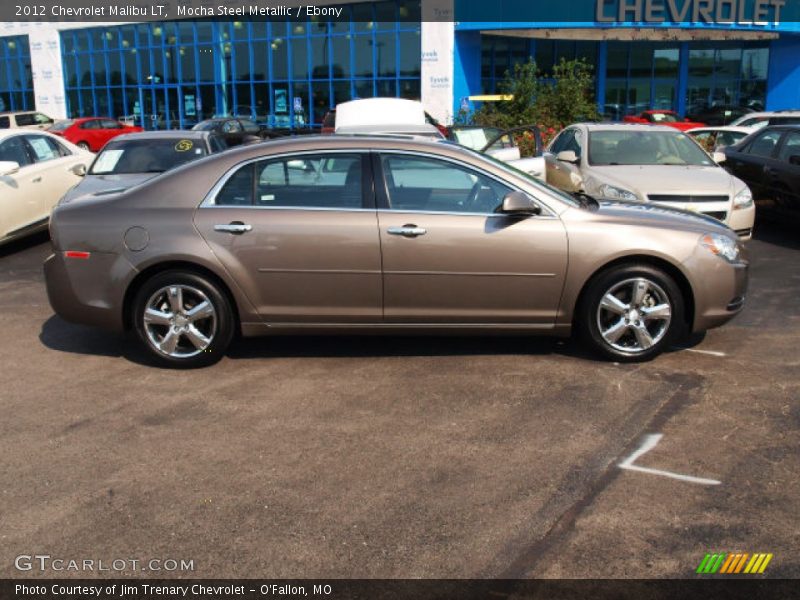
[
  {"left": 40, "top": 314, "right": 602, "bottom": 366},
  {"left": 39, "top": 315, "right": 155, "bottom": 366},
  {"left": 752, "top": 214, "right": 800, "bottom": 250},
  {"left": 0, "top": 231, "right": 50, "bottom": 259}
]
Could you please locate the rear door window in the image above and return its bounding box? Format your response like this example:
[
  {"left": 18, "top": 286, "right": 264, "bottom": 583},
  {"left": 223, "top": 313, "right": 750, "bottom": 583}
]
[
  {"left": 14, "top": 113, "right": 35, "bottom": 126},
  {"left": 23, "top": 134, "right": 65, "bottom": 163},
  {"left": 214, "top": 153, "right": 366, "bottom": 209},
  {"left": 0, "top": 116, "right": 9, "bottom": 128},
  {"left": 745, "top": 130, "right": 782, "bottom": 158},
  {"left": 0, "top": 136, "right": 33, "bottom": 167},
  {"left": 777, "top": 132, "right": 800, "bottom": 164}
]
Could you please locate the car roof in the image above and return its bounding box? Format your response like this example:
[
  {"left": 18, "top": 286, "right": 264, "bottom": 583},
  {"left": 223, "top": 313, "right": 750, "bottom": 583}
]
[
  {"left": 686, "top": 126, "right": 754, "bottom": 133},
  {"left": 104, "top": 130, "right": 213, "bottom": 141},
  {"left": 0, "top": 128, "right": 61, "bottom": 141},
  {"left": 334, "top": 123, "right": 443, "bottom": 137},
  {"left": 579, "top": 123, "right": 678, "bottom": 132},
  {"left": 0, "top": 110, "right": 40, "bottom": 116}
]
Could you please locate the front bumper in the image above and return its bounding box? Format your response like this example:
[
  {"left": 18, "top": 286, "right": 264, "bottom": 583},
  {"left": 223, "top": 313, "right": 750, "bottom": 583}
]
[
  {"left": 44, "top": 251, "right": 134, "bottom": 332},
  {"left": 688, "top": 253, "right": 749, "bottom": 332}
]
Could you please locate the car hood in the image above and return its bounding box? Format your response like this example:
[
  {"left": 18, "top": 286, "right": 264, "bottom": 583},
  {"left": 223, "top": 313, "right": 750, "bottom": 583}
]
[
  {"left": 59, "top": 173, "right": 159, "bottom": 204},
  {"left": 582, "top": 198, "right": 734, "bottom": 237},
  {"left": 585, "top": 165, "right": 736, "bottom": 199}
]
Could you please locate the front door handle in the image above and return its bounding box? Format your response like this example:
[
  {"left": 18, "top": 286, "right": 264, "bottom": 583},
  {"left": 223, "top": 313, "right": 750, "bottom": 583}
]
[
  {"left": 387, "top": 225, "right": 427, "bottom": 238},
  {"left": 214, "top": 222, "right": 252, "bottom": 235},
  {"left": 31, "top": 176, "right": 42, "bottom": 183}
]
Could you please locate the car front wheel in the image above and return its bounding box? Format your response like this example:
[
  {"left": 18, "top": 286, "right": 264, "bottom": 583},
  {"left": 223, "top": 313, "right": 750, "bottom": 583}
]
[
  {"left": 76, "top": 141, "right": 90, "bottom": 151},
  {"left": 579, "top": 265, "right": 685, "bottom": 362},
  {"left": 132, "top": 271, "right": 235, "bottom": 368}
]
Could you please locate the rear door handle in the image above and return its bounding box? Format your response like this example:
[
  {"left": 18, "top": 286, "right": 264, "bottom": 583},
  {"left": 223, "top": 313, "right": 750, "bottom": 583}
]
[
  {"left": 387, "top": 225, "right": 427, "bottom": 238},
  {"left": 214, "top": 222, "right": 252, "bottom": 234},
  {"left": 31, "top": 176, "right": 42, "bottom": 183}
]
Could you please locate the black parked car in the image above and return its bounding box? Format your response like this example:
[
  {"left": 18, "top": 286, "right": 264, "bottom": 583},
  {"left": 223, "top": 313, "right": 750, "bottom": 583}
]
[
  {"left": 724, "top": 125, "right": 800, "bottom": 217},
  {"left": 191, "top": 118, "right": 270, "bottom": 147},
  {"left": 688, "top": 105, "right": 753, "bottom": 126}
]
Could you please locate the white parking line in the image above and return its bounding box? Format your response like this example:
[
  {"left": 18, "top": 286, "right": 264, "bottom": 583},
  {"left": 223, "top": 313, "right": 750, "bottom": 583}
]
[
  {"left": 619, "top": 433, "right": 722, "bottom": 486},
  {"left": 673, "top": 347, "right": 727, "bottom": 357}
]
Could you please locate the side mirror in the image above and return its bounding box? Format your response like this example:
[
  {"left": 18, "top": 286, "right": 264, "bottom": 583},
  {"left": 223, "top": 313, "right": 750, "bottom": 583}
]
[
  {"left": 71, "top": 163, "right": 87, "bottom": 177},
  {"left": 500, "top": 191, "right": 541, "bottom": 216},
  {"left": 789, "top": 155, "right": 800, "bottom": 167},
  {"left": 712, "top": 151, "right": 727, "bottom": 164},
  {"left": 556, "top": 150, "right": 579, "bottom": 164},
  {"left": 0, "top": 160, "right": 20, "bottom": 176}
]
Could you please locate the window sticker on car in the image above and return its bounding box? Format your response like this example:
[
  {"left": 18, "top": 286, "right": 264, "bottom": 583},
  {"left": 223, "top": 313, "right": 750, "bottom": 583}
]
[
  {"left": 175, "top": 140, "right": 194, "bottom": 152},
  {"left": 92, "top": 149, "right": 124, "bottom": 174},
  {"left": 260, "top": 194, "right": 276, "bottom": 202},
  {"left": 28, "top": 138, "right": 57, "bottom": 161}
]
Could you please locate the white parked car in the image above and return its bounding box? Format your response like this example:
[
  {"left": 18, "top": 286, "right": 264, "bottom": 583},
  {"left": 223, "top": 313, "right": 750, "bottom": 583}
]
[
  {"left": 334, "top": 98, "right": 546, "bottom": 180},
  {"left": 0, "top": 110, "right": 57, "bottom": 131},
  {"left": 0, "top": 129, "right": 91, "bottom": 245},
  {"left": 686, "top": 126, "right": 755, "bottom": 152},
  {"left": 730, "top": 110, "right": 800, "bottom": 131},
  {"left": 545, "top": 123, "right": 756, "bottom": 239}
]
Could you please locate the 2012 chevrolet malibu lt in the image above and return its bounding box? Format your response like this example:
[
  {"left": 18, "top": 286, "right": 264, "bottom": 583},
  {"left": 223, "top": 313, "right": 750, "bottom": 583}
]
[{"left": 44, "top": 136, "right": 748, "bottom": 368}]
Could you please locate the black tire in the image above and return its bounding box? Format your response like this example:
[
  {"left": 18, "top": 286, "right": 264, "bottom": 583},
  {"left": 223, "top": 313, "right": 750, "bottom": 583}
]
[
  {"left": 132, "top": 270, "right": 235, "bottom": 368},
  {"left": 578, "top": 264, "right": 685, "bottom": 362}
]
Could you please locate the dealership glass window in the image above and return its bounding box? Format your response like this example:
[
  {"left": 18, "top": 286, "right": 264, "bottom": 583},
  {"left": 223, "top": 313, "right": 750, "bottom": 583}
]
[
  {"left": 687, "top": 42, "right": 769, "bottom": 115},
  {"left": 0, "top": 36, "right": 33, "bottom": 112},
  {"left": 60, "top": 2, "right": 421, "bottom": 128}
]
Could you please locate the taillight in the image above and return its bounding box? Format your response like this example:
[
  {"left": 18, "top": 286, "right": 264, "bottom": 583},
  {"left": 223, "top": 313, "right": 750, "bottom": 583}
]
[{"left": 64, "top": 251, "right": 90, "bottom": 259}]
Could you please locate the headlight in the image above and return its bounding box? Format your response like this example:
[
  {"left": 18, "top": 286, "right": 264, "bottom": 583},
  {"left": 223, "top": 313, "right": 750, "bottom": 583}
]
[
  {"left": 599, "top": 184, "right": 639, "bottom": 202},
  {"left": 699, "top": 233, "right": 740, "bottom": 263},
  {"left": 733, "top": 187, "right": 753, "bottom": 210}
]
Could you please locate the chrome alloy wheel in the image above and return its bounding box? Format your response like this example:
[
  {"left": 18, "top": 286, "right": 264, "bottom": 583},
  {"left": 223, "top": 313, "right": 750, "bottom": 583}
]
[
  {"left": 143, "top": 285, "right": 217, "bottom": 358},
  {"left": 596, "top": 277, "right": 672, "bottom": 354}
]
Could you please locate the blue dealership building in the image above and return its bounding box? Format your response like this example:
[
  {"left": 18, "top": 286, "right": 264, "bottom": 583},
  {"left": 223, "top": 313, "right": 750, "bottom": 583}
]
[{"left": 0, "top": 0, "right": 798, "bottom": 128}]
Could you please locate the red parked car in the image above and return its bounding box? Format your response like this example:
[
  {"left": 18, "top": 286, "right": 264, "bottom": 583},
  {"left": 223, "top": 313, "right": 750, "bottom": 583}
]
[
  {"left": 623, "top": 110, "right": 705, "bottom": 131},
  {"left": 48, "top": 117, "right": 143, "bottom": 152}
]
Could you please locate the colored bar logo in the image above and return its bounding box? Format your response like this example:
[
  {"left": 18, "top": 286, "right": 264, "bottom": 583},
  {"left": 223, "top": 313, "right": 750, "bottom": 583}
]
[{"left": 696, "top": 553, "right": 773, "bottom": 574}]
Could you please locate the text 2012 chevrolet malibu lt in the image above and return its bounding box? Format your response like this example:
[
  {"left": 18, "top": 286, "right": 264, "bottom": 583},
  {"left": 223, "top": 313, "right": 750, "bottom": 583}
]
[{"left": 44, "top": 136, "right": 748, "bottom": 368}]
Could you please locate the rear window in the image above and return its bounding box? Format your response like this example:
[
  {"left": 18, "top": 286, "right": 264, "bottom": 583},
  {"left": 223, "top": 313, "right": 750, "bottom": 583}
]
[
  {"left": 0, "top": 116, "right": 9, "bottom": 128},
  {"left": 49, "top": 120, "right": 74, "bottom": 132},
  {"left": 89, "top": 138, "right": 208, "bottom": 174}
]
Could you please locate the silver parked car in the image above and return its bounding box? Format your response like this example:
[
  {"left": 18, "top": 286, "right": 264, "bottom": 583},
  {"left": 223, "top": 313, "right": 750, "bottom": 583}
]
[{"left": 545, "top": 123, "right": 756, "bottom": 239}]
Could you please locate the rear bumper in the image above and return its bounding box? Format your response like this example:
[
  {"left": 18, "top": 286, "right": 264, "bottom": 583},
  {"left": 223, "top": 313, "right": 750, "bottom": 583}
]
[{"left": 44, "top": 251, "right": 133, "bottom": 332}]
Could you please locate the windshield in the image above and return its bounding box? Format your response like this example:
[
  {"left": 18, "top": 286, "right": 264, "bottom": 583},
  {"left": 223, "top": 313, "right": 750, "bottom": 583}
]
[
  {"left": 89, "top": 138, "right": 208, "bottom": 174},
  {"left": 588, "top": 130, "right": 715, "bottom": 167},
  {"left": 49, "top": 120, "right": 74, "bottom": 131},
  {"left": 650, "top": 112, "right": 678, "bottom": 123},
  {"left": 192, "top": 121, "right": 218, "bottom": 131}
]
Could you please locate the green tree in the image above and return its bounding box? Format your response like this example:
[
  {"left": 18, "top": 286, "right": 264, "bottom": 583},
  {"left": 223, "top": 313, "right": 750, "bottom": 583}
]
[{"left": 472, "top": 58, "right": 600, "bottom": 151}]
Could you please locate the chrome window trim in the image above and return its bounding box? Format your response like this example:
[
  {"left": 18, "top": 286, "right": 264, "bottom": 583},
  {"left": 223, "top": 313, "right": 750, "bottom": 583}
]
[{"left": 200, "top": 146, "right": 561, "bottom": 217}]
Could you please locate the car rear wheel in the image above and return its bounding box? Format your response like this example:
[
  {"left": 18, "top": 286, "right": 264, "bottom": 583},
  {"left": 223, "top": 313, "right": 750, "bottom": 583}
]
[
  {"left": 133, "top": 271, "right": 235, "bottom": 368},
  {"left": 76, "top": 141, "right": 90, "bottom": 151},
  {"left": 579, "top": 264, "right": 685, "bottom": 362}
]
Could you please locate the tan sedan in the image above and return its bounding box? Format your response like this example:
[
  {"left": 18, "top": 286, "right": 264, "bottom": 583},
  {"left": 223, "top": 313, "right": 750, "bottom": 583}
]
[{"left": 44, "top": 136, "right": 748, "bottom": 368}]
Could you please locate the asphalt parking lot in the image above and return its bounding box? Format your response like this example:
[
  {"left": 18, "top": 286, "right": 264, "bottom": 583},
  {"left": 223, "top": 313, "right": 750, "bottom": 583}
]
[{"left": 0, "top": 223, "right": 798, "bottom": 579}]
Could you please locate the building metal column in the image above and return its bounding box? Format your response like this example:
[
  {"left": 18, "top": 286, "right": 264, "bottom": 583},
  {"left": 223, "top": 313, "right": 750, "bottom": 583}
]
[
  {"left": 766, "top": 35, "right": 800, "bottom": 110},
  {"left": 676, "top": 42, "right": 690, "bottom": 118},
  {"left": 596, "top": 41, "right": 607, "bottom": 117},
  {"left": 452, "top": 29, "right": 481, "bottom": 119}
]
